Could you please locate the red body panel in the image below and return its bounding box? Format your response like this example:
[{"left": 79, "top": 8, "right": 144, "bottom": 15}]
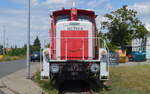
[{"left": 61, "top": 31, "right": 88, "bottom": 60}]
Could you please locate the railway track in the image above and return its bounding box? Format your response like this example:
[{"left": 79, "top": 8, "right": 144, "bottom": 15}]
[
  {"left": 58, "top": 89, "right": 96, "bottom": 94},
  {"left": 57, "top": 79, "right": 101, "bottom": 94},
  {"left": 58, "top": 89, "right": 97, "bottom": 94}
]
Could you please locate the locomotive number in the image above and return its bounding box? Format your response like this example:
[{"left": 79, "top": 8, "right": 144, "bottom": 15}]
[{"left": 67, "top": 27, "right": 83, "bottom": 31}]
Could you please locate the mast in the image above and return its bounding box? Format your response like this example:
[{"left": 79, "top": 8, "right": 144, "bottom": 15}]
[{"left": 72, "top": 0, "right": 76, "bottom": 8}]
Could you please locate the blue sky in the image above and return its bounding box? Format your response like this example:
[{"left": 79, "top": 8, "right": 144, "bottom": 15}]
[{"left": 0, "top": 0, "right": 150, "bottom": 47}]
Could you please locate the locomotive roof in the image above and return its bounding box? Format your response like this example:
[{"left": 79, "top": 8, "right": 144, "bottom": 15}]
[{"left": 52, "top": 8, "right": 96, "bottom": 17}]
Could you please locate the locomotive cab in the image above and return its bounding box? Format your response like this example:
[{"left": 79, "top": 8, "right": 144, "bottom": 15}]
[{"left": 41, "top": 8, "right": 109, "bottom": 80}]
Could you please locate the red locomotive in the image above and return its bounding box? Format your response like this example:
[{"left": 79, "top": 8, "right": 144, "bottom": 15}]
[{"left": 41, "top": 8, "right": 109, "bottom": 81}]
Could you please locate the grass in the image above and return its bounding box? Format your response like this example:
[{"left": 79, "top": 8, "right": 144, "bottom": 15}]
[
  {"left": 0, "top": 55, "right": 25, "bottom": 62},
  {"left": 34, "top": 64, "right": 150, "bottom": 94},
  {"left": 33, "top": 72, "right": 58, "bottom": 94},
  {"left": 101, "top": 64, "right": 150, "bottom": 94}
]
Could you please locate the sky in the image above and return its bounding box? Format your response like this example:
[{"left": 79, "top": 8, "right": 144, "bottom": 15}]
[{"left": 0, "top": 0, "right": 150, "bottom": 47}]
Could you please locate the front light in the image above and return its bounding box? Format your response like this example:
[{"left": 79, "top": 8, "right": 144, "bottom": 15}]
[
  {"left": 90, "top": 63, "right": 99, "bottom": 73},
  {"left": 50, "top": 64, "right": 59, "bottom": 73},
  {"left": 101, "top": 50, "right": 107, "bottom": 56}
]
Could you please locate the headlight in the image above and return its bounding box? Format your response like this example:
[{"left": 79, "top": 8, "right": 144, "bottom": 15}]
[
  {"left": 50, "top": 64, "right": 59, "bottom": 73},
  {"left": 34, "top": 54, "right": 38, "bottom": 57},
  {"left": 90, "top": 63, "right": 99, "bottom": 73}
]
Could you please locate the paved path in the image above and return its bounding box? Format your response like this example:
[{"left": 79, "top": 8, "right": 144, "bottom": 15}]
[
  {"left": 0, "top": 62, "right": 47, "bottom": 94},
  {"left": 0, "top": 60, "right": 46, "bottom": 94},
  {"left": 0, "top": 60, "right": 26, "bottom": 94},
  {"left": 0, "top": 90, "right": 5, "bottom": 94}
]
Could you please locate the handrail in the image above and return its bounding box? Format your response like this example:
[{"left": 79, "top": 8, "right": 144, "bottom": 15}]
[
  {"left": 42, "top": 37, "right": 110, "bottom": 80},
  {"left": 43, "top": 37, "right": 109, "bottom": 59}
]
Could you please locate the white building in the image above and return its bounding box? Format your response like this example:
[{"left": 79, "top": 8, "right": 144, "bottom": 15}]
[
  {"left": 146, "top": 33, "right": 150, "bottom": 59},
  {"left": 132, "top": 32, "right": 150, "bottom": 59},
  {"left": 132, "top": 39, "right": 146, "bottom": 52}
]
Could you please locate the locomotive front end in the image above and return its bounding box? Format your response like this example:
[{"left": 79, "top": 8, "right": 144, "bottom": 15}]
[{"left": 41, "top": 8, "right": 109, "bottom": 80}]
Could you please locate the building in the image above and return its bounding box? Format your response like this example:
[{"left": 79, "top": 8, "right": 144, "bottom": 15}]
[
  {"left": 132, "top": 39, "right": 146, "bottom": 52},
  {"left": 146, "top": 33, "right": 150, "bottom": 59},
  {"left": 132, "top": 32, "right": 150, "bottom": 59}
]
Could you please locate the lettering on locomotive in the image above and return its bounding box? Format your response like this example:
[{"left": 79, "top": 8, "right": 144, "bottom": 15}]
[{"left": 67, "top": 26, "right": 84, "bottom": 31}]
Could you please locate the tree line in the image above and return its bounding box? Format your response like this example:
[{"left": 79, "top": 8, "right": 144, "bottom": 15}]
[{"left": 0, "top": 36, "right": 41, "bottom": 56}]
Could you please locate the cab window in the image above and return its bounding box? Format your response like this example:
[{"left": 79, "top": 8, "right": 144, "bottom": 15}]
[
  {"left": 78, "top": 14, "right": 92, "bottom": 22},
  {"left": 56, "top": 15, "right": 70, "bottom": 23}
]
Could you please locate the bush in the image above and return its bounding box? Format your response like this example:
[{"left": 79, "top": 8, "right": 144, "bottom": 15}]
[{"left": 7, "top": 48, "right": 25, "bottom": 56}]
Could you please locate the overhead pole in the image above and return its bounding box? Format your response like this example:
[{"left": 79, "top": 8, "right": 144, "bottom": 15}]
[
  {"left": 6, "top": 38, "right": 8, "bottom": 49},
  {"left": 27, "top": 0, "right": 31, "bottom": 79},
  {"left": 3, "top": 25, "right": 6, "bottom": 55}
]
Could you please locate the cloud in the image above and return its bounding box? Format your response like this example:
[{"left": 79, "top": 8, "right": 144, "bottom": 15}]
[
  {"left": 32, "top": 0, "right": 72, "bottom": 9},
  {"left": 129, "top": 2, "right": 150, "bottom": 31},
  {"left": 44, "top": 0, "right": 66, "bottom": 5},
  {"left": 129, "top": 2, "right": 150, "bottom": 15},
  {"left": 87, "top": 0, "right": 112, "bottom": 11},
  {"left": 88, "top": 0, "right": 106, "bottom": 8},
  {"left": 145, "top": 23, "right": 150, "bottom": 31},
  {"left": 96, "top": 15, "right": 108, "bottom": 31},
  {"left": 32, "top": 0, "right": 39, "bottom": 6},
  {"left": 0, "top": 8, "right": 50, "bottom": 47}
]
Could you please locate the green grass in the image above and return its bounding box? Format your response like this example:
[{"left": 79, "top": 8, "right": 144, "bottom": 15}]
[
  {"left": 34, "top": 64, "right": 150, "bottom": 94},
  {"left": 0, "top": 55, "right": 25, "bottom": 62},
  {"left": 33, "top": 72, "right": 58, "bottom": 94},
  {"left": 101, "top": 64, "right": 150, "bottom": 94}
]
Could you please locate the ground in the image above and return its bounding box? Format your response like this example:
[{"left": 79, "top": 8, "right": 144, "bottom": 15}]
[
  {"left": 1, "top": 60, "right": 150, "bottom": 94},
  {"left": 34, "top": 62, "right": 150, "bottom": 94}
]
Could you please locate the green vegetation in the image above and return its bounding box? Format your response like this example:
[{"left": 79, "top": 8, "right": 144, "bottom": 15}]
[
  {"left": 101, "top": 64, "right": 150, "bottom": 94},
  {"left": 0, "top": 36, "right": 41, "bottom": 62},
  {"left": 101, "top": 5, "right": 148, "bottom": 50},
  {"left": 7, "top": 48, "right": 26, "bottom": 56},
  {"left": 33, "top": 36, "right": 41, "bottom": 51},
  {"left": 24, "top": 36, "right": 41, "bottom": 53},
  {"left": 34, "top": 64, "right": 150, "bottom": 94},
  {"left": 33, "top": 72, "right": 58, "bottom": 94},
  {"left": 0, "top": 46, "right": 26, "bottom": 62},
  {"left": 0, "top": 55, "right": 25, "bottom": 62}
]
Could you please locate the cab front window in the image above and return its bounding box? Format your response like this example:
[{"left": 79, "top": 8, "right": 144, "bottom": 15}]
[
  {"left": 78, "top": 14, "right": 92, "bottom": 22},
  {"left": 56, "top": 15, "right": 70, "bottom": 23}
]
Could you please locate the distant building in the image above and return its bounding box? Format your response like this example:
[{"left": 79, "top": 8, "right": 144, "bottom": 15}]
[
  {"left": 146, "top": 33, "right": 150, "bottom": 59},
  {"left": 5, "top": 48, "right": 12, "bottom": 52},
  {"left": 132, "top": 39, "right": 146, "bottom": 52},
  {"left": 132, "top": 32, "right": 150, "bottom": 59}
]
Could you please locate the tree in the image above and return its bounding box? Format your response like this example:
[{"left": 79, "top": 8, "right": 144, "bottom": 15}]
[
  {"left": 101, "top": 5, "right": 148, "bottom": 50},
  {"left": 33, "top": 36, "right": 41, "bottom": 51},
  {"left": 33, "top": 36, "right": 41, "bottom": 47}
]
